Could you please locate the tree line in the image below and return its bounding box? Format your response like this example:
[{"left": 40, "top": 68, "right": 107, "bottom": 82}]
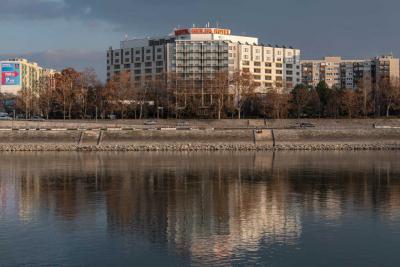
[{"left": 2, "top": 67, "right": 400, "bottom": 119}]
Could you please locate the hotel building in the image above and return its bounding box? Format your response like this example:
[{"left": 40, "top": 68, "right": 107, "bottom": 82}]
[{"left": 107, "top": 27, "right": 302, "bottom": 92}]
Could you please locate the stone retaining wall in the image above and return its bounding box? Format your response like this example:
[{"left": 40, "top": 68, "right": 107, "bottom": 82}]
[{"left": 0, "top": 127, "right": 397, "bottom": 151}]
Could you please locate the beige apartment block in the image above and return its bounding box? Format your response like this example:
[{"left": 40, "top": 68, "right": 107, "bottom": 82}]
[
  {"left": 301, "top": 55, "right": 399, "bottom": 89},
  {"left": 0, "top": 58, "right": 57, "bottom": 95}
]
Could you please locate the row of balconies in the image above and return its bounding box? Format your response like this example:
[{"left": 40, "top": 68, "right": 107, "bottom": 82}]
[{"left": 176, "top": 49, "right": 228, "bottom": 53}]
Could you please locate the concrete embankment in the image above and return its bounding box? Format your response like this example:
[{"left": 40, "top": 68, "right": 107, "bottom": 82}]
[{"left": 0, "top": 126, "right": 399, "bottom": 151}]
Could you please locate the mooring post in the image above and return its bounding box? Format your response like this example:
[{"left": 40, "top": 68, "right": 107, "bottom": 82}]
[
  {"left": 271, "top": 129, "right": 276, "bottom": 147},
  {"left": 97, "top": 131, "right": 104, "bottom": 146},
  {"left": 78, "top": 131, "right": 84, "bottom": 145}
]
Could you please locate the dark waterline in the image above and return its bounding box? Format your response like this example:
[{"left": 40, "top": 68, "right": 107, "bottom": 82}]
[{"left": 0, "top": 151, "right": 399, "bottom": 267}]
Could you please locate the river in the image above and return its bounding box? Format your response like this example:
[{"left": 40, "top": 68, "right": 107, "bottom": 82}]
[{"left": 0, "top": 151, "right": 399, "bottom": 266}]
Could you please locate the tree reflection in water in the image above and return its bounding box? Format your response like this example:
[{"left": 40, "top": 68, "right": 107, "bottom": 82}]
[{"left": 0, "top": 151, "right": 399, "bottom": 266}]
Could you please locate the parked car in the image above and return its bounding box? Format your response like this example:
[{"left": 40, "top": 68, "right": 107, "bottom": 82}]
[
  {"left": 144, "top": 120, "right": 157, "bottom": 125},
  {"left": 0, "top": 114, "right": 12, "bottom": 120},
  {"left": 297, "top": 122, "right": 315, "bottom": 128},
  {"left": 177, "top": 121, "right": 189, "bottom": 127},
  {"left": 31, "top": 115, "right": 45, "bottom": 121}
]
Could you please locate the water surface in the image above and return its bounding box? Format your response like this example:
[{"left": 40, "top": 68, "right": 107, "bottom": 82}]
[{"left": 0, "top": 151, "right": 399, "bottom": 266}]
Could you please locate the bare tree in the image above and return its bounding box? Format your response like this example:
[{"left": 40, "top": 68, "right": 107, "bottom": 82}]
[
  {"left": 380, "top": 78, "right": 400, "bottom": 117},
  {"left": 231, "top": 71, "right": 256, "bottom": 119},
  {"left": 55, "top": 68, "right": 80, "bottom": 120},
  {"left": 211, "top": 71, "right": 229, "bottom": 119},
  {"left": 38, "top": 76, "right": 55, "bottom": 119},
  {"left": 77, "top": 68, "right": 98, "bottom": 119}
]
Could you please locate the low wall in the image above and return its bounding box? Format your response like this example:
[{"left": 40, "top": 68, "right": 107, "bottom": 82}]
[{"left": 0, "top": 128, "right": 398, "bottom": 151}]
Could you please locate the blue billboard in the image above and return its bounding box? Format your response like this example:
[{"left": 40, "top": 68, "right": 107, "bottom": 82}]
[{"left": 1, "top": 63, "right": 21, "bottom": 86}]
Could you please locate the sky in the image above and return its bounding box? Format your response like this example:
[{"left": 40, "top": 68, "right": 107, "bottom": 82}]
[{"left": 0, "top": 0, "right": 399, "bottom": 81}]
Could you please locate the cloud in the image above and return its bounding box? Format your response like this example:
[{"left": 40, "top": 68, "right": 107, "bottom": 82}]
[
  {"left": 1, "top": 0, "right": 400, "bottom": 61},
  {"left": 0, "top": 49, "right": 106, "bottom": 81}
]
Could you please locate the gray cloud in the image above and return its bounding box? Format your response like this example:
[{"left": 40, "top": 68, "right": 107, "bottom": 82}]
[{"left": 1, "top": 0, "right": 399, "bottom": 77}]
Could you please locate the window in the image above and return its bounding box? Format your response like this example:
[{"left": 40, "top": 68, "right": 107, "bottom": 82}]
[
  {"left": 114, "top": 52, "right": 119, "bottom": 56},
  {"left": 114, "top": 65, "right": 120, "bottom": 69},
  {"left": 124, "top": 64, "right": 130, "bottom": 68},
  {"left": 276, "top": 76, "right": 283, "bottom": 81},
  {"left": 244, "top": 48, "right": 249, "bottom": 52},
  {"left": 145, "top": 69, "right": 152, "bottom": 74},
  {"left": 265, "top": 63, "right": 272, "bottom": 67},
  {"left": 254, "top": 68, "right": 261, "bottom": 73},
  {"left": 125, "top": 58, "right": 130, "bottom": 63},
  {"left": 157, "top": 55, "right": 162, "bottom": 60},
  {"left": 276, "top": 63, "right": 283, "bottom": 68},
  {"left": 254, "top": 62, "right": 261, "bottom": 66},
  {"left": 265, "top": 76, "right": 272, "bottom": 80},
  {"left": 276, "top": 70, "right": 283, "bottom": 74},
  {"left": 115, "top": 59, "right": 119, "bottom": 64},
  {"left": 157, "top": 48, "right": 162, "bottom": 53},
  {"left": 134, "top": 63, "right": 141, "bottom": 68},
  {"left": 265, "top": 69, "right": 272, "bottom": 74},
  {"left": 286, "top": 64, "right": 293, "bottom": 68},
  {"left": 125, "top": 51, "right": 130, "bottom": 56},
  {"left": 242, "top": 61, "right": 250, "bottom": 66},
  {"left": 286, "top": 77, "right": 293, "bottom": 81},
  {"left": 156, "top": 68, "right": 163, "bottom": 73},
  {"left": 146, "top": 56, "right": 151, "bottom": 61},
  {"left": 146, "top": 49, "right": 151, "bottom": 53},
  {"left": 286, "top": 70, "right": 293, "bottom": 75},
  {"left": 254, "top": 75, "right": 261, "bottom": 80},
  {"left": 135, "top": 50, "right": 140, "bottom": 55},
  {"left": 156, "top": 61, "right": 163, "bottom": 66},
  {"left": 134, "top": 70, "right": 141, "bottom": 74},
  {"left": 145, "top": 62, "right": 152, "bottom": 67}
]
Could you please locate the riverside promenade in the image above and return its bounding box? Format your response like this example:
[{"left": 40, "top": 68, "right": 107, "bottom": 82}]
[{"left": 0, "top": 119, "right": 399, "bottom": 151}]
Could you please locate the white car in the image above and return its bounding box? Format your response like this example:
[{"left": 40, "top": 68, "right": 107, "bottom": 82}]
[{"left": 0, "top": 115, "right": 12, "bottom": 120}]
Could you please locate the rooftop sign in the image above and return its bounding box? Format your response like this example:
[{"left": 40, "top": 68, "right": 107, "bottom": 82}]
[{"left": 175, "top": 28, "right": 231, "bottom": 36}]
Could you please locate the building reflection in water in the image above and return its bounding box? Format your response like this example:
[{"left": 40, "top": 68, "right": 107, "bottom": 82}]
[{"left": 0, "top": 151, "right": 400, "bottom": 264}]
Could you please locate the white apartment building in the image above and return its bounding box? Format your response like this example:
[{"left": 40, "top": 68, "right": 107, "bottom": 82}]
[
  {"left": 301, "top": 55, "right": 399, "bottom": 89},
  {"left": 107, "top": 27, "right": 301, "bottom": 92},
  {"left": 0, "top": 58, "right": 57, "bottom": 95}
]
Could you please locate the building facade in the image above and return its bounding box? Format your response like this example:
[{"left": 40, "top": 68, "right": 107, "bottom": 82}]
[
  {"left": 0, "top": 58, "right": 57, "bottom": 95},
  {"left": 301, "top": 55, "right": 399, "bottom": 89},
  {"left": 107, "top": 27, "right": 301, "bottom": 92}
]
